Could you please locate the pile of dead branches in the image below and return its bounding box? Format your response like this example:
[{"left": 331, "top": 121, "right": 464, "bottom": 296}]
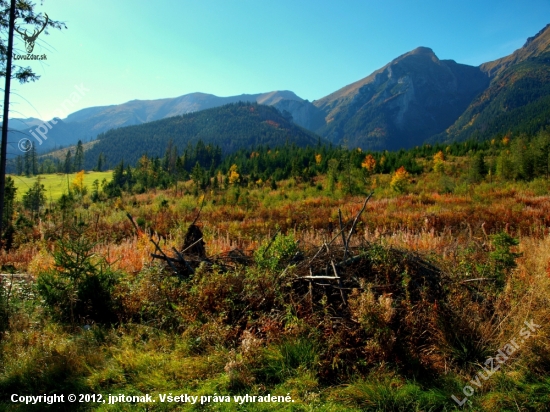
[{"left": 127, "top": 212, "right": 252, "bottom": 279}]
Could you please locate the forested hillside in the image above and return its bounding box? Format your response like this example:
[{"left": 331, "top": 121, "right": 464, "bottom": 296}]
[
  {"left": 82, "top": 102, "right": 323, "bottom": 170},
  {"left": 438, "top": 51, "right": 550, "bottom": 142}
]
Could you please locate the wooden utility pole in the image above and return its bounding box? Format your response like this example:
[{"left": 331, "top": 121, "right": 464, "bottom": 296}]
[{"left": 0, "top": 0, "right": 16, "bottom": 243}]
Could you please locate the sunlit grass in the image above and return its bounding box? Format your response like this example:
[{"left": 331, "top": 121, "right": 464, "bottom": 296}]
[{"left": 8, "top": 171, "right": 112, "bottom": 201}]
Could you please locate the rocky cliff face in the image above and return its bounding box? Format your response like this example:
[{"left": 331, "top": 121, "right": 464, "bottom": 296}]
[
  {"left": 313, "top": 47, "right": 489, "bottom": 150},
  {"left": 272, "top": 99, "right": 326, "bottom": 131}
]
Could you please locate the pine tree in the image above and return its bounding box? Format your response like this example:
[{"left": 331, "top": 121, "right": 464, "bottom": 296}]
[
  {"left": 506, "top": 136, "right": 533, "bottom": 180},
  {"left": 30, "top": 142, "right": 38, "bottom": 175},
  {"left": 2, "top": 177, "right": 16, "bottom": 232},
  {"left": 64, "top": 150, "right": 73, "bottom": 174},
  {"left": 469, "top": 152, "right": 487, "bottom": 183},
  {"left": 496, "top": 149, "right": 514, "bottom": 180},
  {"left": 22, "top": 178, "right": 46, "bottom": 219},
  {"left": 74, "top": 140, "right": 84, "bottom": 171},
  {"left": 96, "top": 152, "right": 105, "bottom": 172},
  {"left": 112, "top": 161, "right": 125, "bottom": 187},
  {"left": 327, "top": 158, "right": 339, "bottom": 192},
  {"left": 15, "top": 155, "right": 23, "bottom": 175},
  {"left": 24, "top": 145, "right": 31, "bottom": 176},
  {"left": 532, "top": 130, "right": 550, "bottom": 179}
]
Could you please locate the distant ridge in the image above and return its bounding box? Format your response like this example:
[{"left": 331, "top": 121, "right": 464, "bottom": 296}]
[
  {"left": 81, "top": 102, "right": 325, "bottom": 170},
  {"left": 480, "top": 23, "right": 550, "bottom": 78},
  {"left": 8, "top": 91, "right": 324, "bottom": 154}
]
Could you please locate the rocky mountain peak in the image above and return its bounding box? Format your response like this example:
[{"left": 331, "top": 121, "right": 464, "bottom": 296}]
[{"left": 524, "top": 23, "right": 550, "bottom": 47}]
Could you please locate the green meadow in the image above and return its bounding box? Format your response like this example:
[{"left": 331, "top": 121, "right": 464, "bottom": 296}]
[{"left": 8, "top": 171, "right": 112, "bottom": 201}]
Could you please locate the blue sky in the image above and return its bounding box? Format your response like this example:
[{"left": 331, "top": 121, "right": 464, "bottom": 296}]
[{"left": 8, "top": 0, "right": 550, "bottom": 121}]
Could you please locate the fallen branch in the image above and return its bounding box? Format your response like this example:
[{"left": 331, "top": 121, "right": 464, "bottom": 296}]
[
  {"left": 338, "top": 209, "right": 348, "bottom": 258},
  {"left": 149, "top": 237, "right": 182, "bottom": 278},
  {"left": 262, "top": 228, "right": 281, "bottom": 257},
  {"left": 331, "top": 259, "right": 347, "bottom": 306},
  {"left": 308, "top": 224, "right": 352, "bottom": 266},
  {"left": 345, "top": 191, "right": 374, "bottom": 248},
  {"left": 300, "top": 275, "right": 341, "bottom": 280},
  {"left": 461, "top": 278, "right": 495, "bottom": 283},
  {"left": 172, "top": 247, "right": 195, "bottom": 274},
  {"left": 126, "top": 212, "right": 140, "bottom": 234},
  {"left": 181, "top": 237, "right": 204, "bottom": 254}
]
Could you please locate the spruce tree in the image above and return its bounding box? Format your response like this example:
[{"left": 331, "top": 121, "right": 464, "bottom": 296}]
[
  {"left": 96, "top": 152, "right": 105, "bottom": 172},
  {"left": 469, "top": 152, "right": 487, "bottom": 183},
  {"left": 15, "top": 155, "right": 22, "bottom": 175},
  {"left": 64, "top": 150, "right": 73, "bottom": 174},
  {"left": 24, "top": 145, "right": 31, "bottom": 176},
  {"left": 74, "top": 140, "right": 84, "bottom": 171},
  {"left": 30, "top": 142, "right": 38, "bottom": 175}
]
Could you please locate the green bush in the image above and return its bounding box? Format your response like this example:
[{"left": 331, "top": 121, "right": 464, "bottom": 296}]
[
  {"left": 36, "top": 223, "right": 120, "bottom": 324},
  {"left": 254, "top": 232, "right": 299, "bottom": 271},
  {"left": 490, "top": 231, "right": 521, "bottom": 286}
]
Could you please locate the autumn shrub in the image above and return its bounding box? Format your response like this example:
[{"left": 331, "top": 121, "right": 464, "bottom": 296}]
[
  {"left": 348, "top": 286, "right": 396, "bottom": 359},
  {"left": 184, "top": 265, "right": 245, "bottom": 324},
  {"left": 116, "top": 260, "right": 198, "bottom": 332}
]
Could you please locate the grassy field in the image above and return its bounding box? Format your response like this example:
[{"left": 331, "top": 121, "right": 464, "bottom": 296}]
[
  {"left": 1, "top": 153, "right": 550, "bottom": 410},
  {"left": 8, "top": 171, "right": 112, "bottom": 201}
]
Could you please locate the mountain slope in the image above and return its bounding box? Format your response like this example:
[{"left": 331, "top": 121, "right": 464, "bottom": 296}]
[
  {"left": 9, "top": 91, "right": 324, "bottom": 154},
  {"left": 480, "top": 24, "right": 550, "bottom": 78},
  {"left": 440, "top": 24, "right": 550, "bottom": 142},
  {"left": 82, "top": 102, "right": 325, "bottom": 169},
  {"left": 313, "top": 47, "right": 489, "bottom": 150}
]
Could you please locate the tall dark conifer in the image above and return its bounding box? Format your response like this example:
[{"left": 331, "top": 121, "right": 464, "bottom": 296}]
[
  {"left": 64, "top": 150, "right": 73, "bottom": 174},
  {"left": 74, "top": 140, "right": 84, "bottom": 171}
]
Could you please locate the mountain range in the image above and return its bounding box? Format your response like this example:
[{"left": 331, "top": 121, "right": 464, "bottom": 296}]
[
  {"left": 81, "top": 102, "right": 322, "bottom": 170},
  {"left": 7, "top": 23, "right": 550, "bottom": 157},
  {"left": 7, "top": 91, "right": 325, "bottom": 154}
]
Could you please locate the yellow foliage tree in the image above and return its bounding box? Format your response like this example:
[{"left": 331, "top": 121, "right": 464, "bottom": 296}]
[
  {"left": 390, "top": 166, "right": 410, "bottom": 193},
  {"left": 228, "top": 164, "right": 240, "bottom": 184},
  {"left": 433, "top": 150, "right": 445, "bottom": 174},
  {"left": 361, "top": 154, "right": 376, "bottom": 174},
  {"left": 72, "top": 170, "right": 87, "bottom": 195},
  {"left": 315, "top": 154, "right": 322, "bottom": 165}
]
